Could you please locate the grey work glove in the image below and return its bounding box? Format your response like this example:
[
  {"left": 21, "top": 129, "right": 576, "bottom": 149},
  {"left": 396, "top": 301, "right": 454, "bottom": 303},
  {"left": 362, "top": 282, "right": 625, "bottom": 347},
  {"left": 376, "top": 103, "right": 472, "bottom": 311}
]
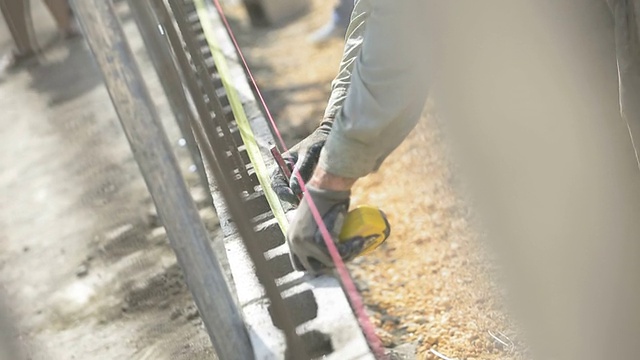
[
  {"left": 287, "top": 185, "right": 365, "bottom": 273},
  {"left": 270, "top": 120, "right": 332, "bottom": 205}
]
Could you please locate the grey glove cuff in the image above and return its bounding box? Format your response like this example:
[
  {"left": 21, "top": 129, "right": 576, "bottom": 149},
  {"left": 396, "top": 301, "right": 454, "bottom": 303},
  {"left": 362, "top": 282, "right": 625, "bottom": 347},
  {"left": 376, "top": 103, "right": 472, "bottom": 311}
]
[{"left": 306, "top": 185, "right": 351, "bottom": 209}]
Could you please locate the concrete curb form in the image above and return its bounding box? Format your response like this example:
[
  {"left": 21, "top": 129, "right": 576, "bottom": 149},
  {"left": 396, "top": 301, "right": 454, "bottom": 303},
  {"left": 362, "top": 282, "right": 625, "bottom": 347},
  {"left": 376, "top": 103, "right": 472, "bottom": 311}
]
[{"left": 204, "top": 2, "right": 375, "bottom": 359}]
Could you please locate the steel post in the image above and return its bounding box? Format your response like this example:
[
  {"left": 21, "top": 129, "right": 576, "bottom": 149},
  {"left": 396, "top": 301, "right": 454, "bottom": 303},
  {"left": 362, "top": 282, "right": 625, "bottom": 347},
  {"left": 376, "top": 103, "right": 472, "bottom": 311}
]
[
  {"left": 126, "top": 0, "right": 214, "bottom": 209},
  {"left": 71, "top": 1, "right": 254, "bottom": 358}
]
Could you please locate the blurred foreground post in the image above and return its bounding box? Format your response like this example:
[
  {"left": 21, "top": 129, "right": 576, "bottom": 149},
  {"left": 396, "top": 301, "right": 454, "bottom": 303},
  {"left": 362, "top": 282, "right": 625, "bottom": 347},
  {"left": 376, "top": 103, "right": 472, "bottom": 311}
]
[{"left": 428, "top": 1, "right": 640, "bottom": 359}]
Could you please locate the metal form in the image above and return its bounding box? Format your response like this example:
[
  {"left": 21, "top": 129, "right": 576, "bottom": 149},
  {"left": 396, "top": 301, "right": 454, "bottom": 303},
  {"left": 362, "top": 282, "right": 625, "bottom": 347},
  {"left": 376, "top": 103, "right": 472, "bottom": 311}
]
[
  {"left": 161, "top": 0, "right": 309, "bottom": 356},
  {"left": 126, "top": 0, "right": 214, "bottom": 209},
  {"left": 71, "top": 1, "right": 254, "bottom": 359},
  {"left": 166, "top": 0, "right": 256, "bottom": 192}
]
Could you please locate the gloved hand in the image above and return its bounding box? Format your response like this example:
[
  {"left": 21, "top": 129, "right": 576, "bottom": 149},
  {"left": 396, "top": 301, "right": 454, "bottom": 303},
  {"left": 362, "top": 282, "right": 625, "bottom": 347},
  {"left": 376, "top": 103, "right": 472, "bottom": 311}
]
[
  {"left": 286, "top": 185, "right": 366, "bottom": 273},
  {"left": 271, "top": 121, "right": 332, "bottom": 205}
]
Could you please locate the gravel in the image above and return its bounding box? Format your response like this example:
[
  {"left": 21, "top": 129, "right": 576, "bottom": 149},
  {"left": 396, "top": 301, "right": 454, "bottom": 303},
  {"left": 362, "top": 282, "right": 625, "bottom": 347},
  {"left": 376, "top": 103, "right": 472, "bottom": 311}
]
[{"left": 350, "top": 117, "right": 525, "bottom": 359}]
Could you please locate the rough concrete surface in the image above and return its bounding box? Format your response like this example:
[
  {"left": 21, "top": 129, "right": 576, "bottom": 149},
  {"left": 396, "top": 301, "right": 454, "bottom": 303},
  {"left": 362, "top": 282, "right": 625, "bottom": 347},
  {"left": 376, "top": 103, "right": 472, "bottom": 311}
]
[{"left": 0, "top": 2, "right": 223, "bottom": 359}]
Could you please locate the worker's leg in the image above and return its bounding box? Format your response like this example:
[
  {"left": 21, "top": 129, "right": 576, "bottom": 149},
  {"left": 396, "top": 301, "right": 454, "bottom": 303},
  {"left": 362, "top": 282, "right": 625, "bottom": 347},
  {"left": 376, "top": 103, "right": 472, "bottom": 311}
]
[
  {"left": 0, "top": 0, "right": 35, "bottom": 55},
  {"left": 322, "top": 0, "right": 370, "bottom": 123}
]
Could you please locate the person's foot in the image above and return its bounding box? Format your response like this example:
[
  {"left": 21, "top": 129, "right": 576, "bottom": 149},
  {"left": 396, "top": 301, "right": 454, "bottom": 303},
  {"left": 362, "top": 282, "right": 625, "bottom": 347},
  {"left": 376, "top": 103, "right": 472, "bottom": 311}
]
[
  {"left": 0, "top": 49, "right": 38, "bottom": 76},
  {"left": 308, "top": 21, "right": 348, "bottom": 45},
  {"left": 61, "top": 20, "right": 82, "bottom": 40},
  {"left": 62, "top": 27, "right": 82, "bottom": 40}
]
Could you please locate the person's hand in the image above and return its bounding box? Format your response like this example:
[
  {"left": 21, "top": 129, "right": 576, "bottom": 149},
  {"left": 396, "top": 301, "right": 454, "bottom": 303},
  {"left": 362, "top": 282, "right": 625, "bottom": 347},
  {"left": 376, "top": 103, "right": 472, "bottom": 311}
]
[
  {"left": 286, "top": 185, "right": 365, "bottom": 273},
  {"left": 270, "top": 121, "right": 332, "bottom": 205},
  {"left": 270, "top": 156, "right": 298, "bottom": 204}
]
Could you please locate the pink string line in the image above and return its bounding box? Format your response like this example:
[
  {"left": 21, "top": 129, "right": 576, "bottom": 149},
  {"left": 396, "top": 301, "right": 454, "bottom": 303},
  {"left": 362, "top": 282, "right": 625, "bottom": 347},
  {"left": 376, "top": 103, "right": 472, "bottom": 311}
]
[{"left": 209, "top": 1, "right": 386, "bottom": 358}]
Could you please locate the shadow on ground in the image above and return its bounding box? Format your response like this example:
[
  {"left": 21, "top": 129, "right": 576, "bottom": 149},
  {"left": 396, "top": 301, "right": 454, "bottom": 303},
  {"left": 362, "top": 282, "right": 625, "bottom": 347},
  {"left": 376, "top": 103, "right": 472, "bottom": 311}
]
[{"left": 27, "top": 38, "right": 102, "bottom": 106}]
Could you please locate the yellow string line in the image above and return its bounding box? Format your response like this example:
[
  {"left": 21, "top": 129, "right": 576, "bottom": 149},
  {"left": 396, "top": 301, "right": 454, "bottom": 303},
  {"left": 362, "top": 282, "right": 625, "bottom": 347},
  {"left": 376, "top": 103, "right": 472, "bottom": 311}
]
[{"left": 193, "top": 0, "right": 289, "bottom": 234}]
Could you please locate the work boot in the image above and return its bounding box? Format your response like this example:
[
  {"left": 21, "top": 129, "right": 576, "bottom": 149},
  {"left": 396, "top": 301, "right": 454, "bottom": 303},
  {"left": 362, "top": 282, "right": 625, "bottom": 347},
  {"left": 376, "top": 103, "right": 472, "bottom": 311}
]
[
  {"left": 308, "top": 21, "right": 348, "bottom": 45},
  {"left": 0, "top": 50, "right": 38, "bottom": 77}
]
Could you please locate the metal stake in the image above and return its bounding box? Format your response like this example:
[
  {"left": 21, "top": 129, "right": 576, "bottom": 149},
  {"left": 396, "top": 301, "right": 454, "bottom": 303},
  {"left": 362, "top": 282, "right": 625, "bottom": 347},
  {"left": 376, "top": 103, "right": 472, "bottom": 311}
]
[
  {"left": 126, "top": 0, "right": 214, "bottom": 209},
  {"left": 71, "top": 1, "right": 254, "bottom": 358}
]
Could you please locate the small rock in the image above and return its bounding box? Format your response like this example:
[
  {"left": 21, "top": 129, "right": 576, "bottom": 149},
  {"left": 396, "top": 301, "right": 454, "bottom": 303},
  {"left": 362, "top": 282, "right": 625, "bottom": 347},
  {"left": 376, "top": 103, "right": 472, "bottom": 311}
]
[
  {"left": 169, "top": 308, "right": 181, "bottom": 320},
  {"left": 381, "top": 314, "right": 401, "bottom": 325},
  {"left": 158, "top": 300, "right": 170, "bottom": 310},
  {"left": 404, "top": 322, "right": 420, "bottom": 333},
  {"left": 185, "top": 306, "right": 200, "bottom": 321},
  {"left": 377, "top": 329, "right": 397, "bottom": 347},
  {"left": 386, "top": 342, "right": 418, "bottom": 360},
  {"left": 408, "top": 315, "right": 428, "bottom": 324},
  {"left": 355, "top": 279, "right": 370, "bottom": 292},
  {"left": 76, "top": 264, "right": 89, "bottom": 278},
  {"left": 425, "top": 334, "right": 439, "bottom": 345},
  {"left": 148, "top": 226, "right": 167, "bottom": 245}
]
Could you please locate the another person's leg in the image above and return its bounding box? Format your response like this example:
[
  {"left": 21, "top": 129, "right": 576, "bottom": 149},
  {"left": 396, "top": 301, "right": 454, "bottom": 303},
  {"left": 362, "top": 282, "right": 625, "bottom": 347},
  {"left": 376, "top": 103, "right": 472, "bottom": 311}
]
[
  {"left": 42, "top": 0, "right": 78, "bottom": 38},
  {"left": 309, "top": 0, "right": 354, "bottom": 44},
  {"left": 0, "top": 0, "right": 36, "bottom": 56},
  {"left": 333, "top": 0, "right": 354, "bottom": 28}
]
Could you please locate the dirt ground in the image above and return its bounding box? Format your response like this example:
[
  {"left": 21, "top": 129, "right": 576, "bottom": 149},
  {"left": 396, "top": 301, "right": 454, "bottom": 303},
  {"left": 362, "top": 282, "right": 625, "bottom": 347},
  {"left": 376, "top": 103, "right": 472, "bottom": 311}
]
[
  {"left": 0, "top": 3, "right": 219, "bottom": 359},
  {"left": 0, "top": 1, "right": 523, "bottom": 360}
]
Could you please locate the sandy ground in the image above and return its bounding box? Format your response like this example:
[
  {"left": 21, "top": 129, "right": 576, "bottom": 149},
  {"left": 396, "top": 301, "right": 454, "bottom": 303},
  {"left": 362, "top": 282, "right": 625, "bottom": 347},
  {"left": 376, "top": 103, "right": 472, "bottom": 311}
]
[{"left": 0, "top": 3, "right": 220, "bottom": 359}]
